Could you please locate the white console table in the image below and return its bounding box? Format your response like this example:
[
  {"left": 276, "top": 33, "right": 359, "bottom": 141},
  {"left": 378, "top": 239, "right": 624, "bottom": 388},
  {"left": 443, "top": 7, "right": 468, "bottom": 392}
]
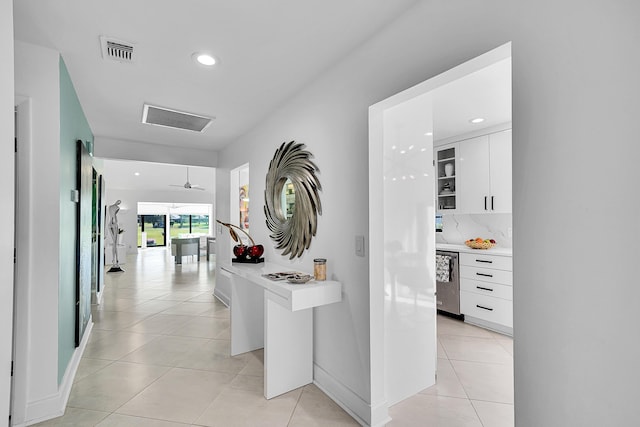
[{"left": 219, "top": 262, "right": 342, "bottom": 399}]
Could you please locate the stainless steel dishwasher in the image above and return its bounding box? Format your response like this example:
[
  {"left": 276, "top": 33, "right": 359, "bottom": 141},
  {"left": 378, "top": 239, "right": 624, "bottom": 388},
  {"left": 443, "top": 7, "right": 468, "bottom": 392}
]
[{"left": 436, "top": 250, "right": 460, "bottom": 315}]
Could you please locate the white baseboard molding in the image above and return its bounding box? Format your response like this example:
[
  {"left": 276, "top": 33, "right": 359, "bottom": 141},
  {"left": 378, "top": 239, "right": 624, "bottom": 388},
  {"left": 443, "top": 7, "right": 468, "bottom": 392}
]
[
  {"left": 313, "top": 363, "right": 391, "bottom": 427},
  {"left": 16, "top": 320, "right": 93, "bottom": 427},
  {"left": 213, "top": 288, "right": 230, "bottom": 307},
  {"left": 464, "top": 315, "right": 513, "bottom": 336}
]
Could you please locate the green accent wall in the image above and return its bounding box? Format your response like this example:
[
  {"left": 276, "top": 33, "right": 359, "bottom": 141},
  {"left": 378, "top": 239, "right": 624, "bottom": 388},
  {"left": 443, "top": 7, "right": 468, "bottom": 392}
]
[{"left": 58, "top": 57, "right": 93, "bottom": 384}]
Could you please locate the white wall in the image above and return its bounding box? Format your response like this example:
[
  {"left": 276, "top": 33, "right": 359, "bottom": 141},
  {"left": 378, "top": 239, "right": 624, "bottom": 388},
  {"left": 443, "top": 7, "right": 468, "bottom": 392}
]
[
  {"left": 94, "top": 136, "right": 218, "bottom": 167},
  {"left": 216, "top": 1, "right": 640, "bottom": 426},
  {"left": 0, "top": 0, "right": 14, "bottom": 423},
  {"left": 104, "top": 188, "right": 215, "bottom": 254},
  {"left": 213, "top": 167, "right": 232, "bottom": 304},
  {"left": 511, "top": 2, "right": 640, "bottom": 425},
  {"left": 380, "top": 93, "right": 436, "bottom": 406},
  {"left": 13, "top": 41, "right": 63, "bottom": 424}
]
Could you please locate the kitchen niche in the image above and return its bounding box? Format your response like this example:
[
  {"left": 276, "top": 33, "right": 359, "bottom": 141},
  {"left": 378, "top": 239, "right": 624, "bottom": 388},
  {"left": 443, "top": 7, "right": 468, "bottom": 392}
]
[{"left": 436, "top": 144, "right": 457, "bottom": 211}]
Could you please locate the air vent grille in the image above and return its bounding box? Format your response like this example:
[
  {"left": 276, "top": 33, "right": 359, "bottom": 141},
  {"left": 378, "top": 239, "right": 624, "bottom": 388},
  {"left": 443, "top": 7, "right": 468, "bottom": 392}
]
[
  {"left": 142, "top": 104, "right": 214, "bottom": 132},
  {"left": 100, "top": 36, "right": 135, "bottom": 63}
]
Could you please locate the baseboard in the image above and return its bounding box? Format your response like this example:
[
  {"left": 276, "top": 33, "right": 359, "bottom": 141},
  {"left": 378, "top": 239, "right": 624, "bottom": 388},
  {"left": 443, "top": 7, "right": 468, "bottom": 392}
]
[
  {"left": 96, "top": 289, "right": 104, "bottom": 305},
  {"left": 213, "top": 288, "right": 230, "bottom": 307},
  {"left": 464, "top": 315, "right": 513, "bottom": 336},
  {"left": 313, "top": 363, "right": 391, "bottom": 427},
  {"left": 17, "top": 320, "right": 93, "bottom": 426}
]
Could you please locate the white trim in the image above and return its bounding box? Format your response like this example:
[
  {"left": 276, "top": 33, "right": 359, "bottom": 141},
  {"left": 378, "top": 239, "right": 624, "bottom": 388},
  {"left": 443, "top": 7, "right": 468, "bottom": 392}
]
[
  {"left": 464, "top": 315, "right": 513, "bottom": 337},
  {"left": 313, "top": 363, "right": 390, "bottom": 427},
  {"left": 96, "top": 288, "right": 105, "bottom": 305},
  {"left": 15, "top": 320, "right": 93, "bottom": 427},
  {"left": 213, "top": 288, "right": 230, "bottom": 307},
  {"left": 11, "top": 96, "right": 32, "bottom": 426},
  {"left": 434, "top": 121, "right": 512, "bottom": 147}
]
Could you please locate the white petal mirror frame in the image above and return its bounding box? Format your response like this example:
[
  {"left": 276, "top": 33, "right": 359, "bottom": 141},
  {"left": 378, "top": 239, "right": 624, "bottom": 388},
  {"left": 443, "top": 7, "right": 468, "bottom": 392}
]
[{"left": 264, "top": 141, "right": 322, "bottom": 259}]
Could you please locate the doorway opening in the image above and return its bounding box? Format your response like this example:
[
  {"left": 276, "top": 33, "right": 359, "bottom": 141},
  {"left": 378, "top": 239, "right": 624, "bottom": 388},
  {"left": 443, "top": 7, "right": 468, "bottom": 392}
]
[
  {"left": 369, "top": 42, "right": 512, "bottom": 424},
  {"left": 230, "top": 163, "right": 250, "bottom": 231}
]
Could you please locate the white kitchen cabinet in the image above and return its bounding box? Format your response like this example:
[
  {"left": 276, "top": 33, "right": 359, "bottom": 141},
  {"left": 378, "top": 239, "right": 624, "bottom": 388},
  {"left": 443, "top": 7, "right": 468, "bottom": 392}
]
[
  {"left": 458, "top": 129, "right": 512, "bottom": 214},
  {"left": 459, "top": 251, "right": 513, "bottom": 335}
]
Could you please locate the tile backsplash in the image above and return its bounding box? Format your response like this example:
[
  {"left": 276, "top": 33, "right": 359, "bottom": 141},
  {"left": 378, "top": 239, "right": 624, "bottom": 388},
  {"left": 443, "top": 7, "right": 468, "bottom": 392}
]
[{"left": 436, "top": 213, "right": 512, "bottom": 248}]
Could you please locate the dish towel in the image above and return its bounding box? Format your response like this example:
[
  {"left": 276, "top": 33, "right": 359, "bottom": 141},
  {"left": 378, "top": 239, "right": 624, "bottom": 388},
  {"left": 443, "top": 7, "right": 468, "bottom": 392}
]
[{"left": 436, "top": 254, "right": 451, "bottom": 282}]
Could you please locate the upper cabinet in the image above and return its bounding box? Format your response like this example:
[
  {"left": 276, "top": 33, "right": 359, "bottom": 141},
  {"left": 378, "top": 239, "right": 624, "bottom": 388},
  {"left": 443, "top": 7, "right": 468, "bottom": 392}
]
[
  {"left": 487, "top": 129, "right": 512, "bottom": 213},
  {"left": 437, "top": 129, "right": 512, "bottom": 214}
]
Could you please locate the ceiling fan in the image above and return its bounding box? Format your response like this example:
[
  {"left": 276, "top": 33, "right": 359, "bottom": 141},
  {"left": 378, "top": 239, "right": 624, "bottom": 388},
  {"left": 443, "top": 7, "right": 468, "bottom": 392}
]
[{"left": 169, "top": 167, "right": 205, "bottom": 191}]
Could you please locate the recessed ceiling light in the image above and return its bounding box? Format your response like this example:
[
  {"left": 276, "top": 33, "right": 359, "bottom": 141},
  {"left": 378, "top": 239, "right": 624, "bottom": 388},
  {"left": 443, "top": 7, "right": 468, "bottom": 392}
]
[
  {"left": 424, "top": 132, "right": 433, "bottom": 136},
  {"left": 192, "top": 52, "right": 217, "bottom": 66},
  {"left": 469, "top": 117, "right": 485, "bottom": 124},
  {"left": 134, "top": 172, "right": 140, "bottom": 176}
]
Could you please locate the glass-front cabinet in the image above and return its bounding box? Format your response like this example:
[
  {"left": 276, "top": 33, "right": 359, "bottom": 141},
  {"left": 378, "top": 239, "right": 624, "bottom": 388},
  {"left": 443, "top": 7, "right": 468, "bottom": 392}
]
[{"left": 436, "top": 144, "right": 457, "bottom": 212}]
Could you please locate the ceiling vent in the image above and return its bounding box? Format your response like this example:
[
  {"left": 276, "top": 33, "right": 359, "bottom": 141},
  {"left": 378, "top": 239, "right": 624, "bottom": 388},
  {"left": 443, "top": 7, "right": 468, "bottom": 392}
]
[
  {"left": 142, "top": 104, "right": 214, "bottom": 132},
  {"left": 100, "top": 36, "right": 135, "bottom": 63}
]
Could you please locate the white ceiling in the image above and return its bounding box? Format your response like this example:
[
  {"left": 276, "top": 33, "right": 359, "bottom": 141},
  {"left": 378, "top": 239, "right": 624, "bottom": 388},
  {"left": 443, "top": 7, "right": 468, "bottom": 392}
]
[
  {"left": 13, "top": 0, "right": 420, "bottom": 152},
  {"left": 433, "top": 57, "right": 511, "bottom": 141}
]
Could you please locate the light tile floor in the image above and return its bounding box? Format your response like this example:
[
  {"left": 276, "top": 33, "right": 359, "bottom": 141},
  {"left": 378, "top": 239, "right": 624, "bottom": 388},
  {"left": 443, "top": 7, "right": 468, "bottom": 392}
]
[{"left": 35, "top": 249, "right": 513, "bottom": 426}]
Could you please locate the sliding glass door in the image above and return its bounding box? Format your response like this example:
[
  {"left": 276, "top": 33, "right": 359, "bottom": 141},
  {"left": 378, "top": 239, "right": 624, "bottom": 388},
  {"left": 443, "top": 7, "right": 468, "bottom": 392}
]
[
  {"left": 137, "top": 215, "right": 166, "bottom": 247},
  {"left": 169, "top": 214, "right": 210, "bottom": 239}
]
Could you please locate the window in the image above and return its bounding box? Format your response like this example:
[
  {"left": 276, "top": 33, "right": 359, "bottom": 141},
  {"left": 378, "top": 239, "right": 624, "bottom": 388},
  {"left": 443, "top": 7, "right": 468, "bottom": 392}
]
[
  {"left": 137, "top": 215, "right": 166, "bottom": 247},
  {"left": 169, "top": 214, "right": 210, "bottom": 239}
]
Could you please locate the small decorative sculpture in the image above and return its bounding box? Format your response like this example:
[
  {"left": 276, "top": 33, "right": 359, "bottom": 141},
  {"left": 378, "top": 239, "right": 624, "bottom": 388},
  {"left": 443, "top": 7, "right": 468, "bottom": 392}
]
[
  {"left": 107, "top": 200, "right": 124, "bottom": 272},
  {"left": 216, "top": 220, "right": 264, "bottom": 263}
]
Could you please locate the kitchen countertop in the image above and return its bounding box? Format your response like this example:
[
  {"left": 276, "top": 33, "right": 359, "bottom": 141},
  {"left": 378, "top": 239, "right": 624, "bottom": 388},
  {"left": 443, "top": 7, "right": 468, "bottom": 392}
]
[{"left": 436, "top": 243, "right": 513, "bottom": 257}]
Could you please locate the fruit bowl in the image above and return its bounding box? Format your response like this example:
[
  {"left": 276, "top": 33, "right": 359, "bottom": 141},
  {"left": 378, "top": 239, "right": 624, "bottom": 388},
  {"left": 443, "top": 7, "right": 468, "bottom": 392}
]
[{"left": 465, "top": 238, "right": 496, "bottom": 250}]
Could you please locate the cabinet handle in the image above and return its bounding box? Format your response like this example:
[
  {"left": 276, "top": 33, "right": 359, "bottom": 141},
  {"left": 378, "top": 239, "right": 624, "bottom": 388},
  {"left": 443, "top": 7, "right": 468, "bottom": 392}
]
[
  {"left": 484, "top": 196, "right": 487, "bottom": 210},
  {"left": 491, "top": 196, "right": 494, "bottom": 210},
  {"left": 477, "top": 286, "right": 493, "bottom": 292},
  {"left": 476, "top": 304, "right": 494, "bottom": 311},
  {"left": 476, "top": 272, "right": 493, "bottom": 277},
  {"left": 475, "top": 259, "right": 492, "bottom": 263}
]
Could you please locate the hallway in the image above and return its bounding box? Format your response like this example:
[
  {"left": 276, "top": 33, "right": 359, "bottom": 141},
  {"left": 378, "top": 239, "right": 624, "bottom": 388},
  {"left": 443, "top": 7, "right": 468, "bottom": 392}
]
[
  {"left": 34, "top": 249, "right": 513, "bottom": 426},
  {"left": 35, "top": 249, "right": 358, "bottom": 426}
]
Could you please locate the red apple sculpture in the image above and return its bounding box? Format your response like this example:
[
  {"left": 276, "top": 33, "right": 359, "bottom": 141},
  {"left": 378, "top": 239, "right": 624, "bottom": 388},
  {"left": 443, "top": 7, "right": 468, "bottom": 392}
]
[
  {"left": 248, "top": 244, "right": 264, "bottom": 258},
  {"left": 216, "top": 220, "right": 264, "bottom": 263},
  {"left": 233, "top": 244, "right": 248, "bottom": 259}
]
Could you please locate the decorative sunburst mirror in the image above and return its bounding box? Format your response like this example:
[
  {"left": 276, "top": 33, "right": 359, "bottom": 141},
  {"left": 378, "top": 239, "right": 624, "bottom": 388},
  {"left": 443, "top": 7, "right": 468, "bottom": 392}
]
[{"left": 264, "top": 141, "right": 322, "bottom": 259}]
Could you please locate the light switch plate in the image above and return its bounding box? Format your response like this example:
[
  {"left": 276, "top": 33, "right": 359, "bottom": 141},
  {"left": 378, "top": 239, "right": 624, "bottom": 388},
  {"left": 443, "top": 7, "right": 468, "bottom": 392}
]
[{"left": 355, "top": 235, "right": 365, "bottom": 257}]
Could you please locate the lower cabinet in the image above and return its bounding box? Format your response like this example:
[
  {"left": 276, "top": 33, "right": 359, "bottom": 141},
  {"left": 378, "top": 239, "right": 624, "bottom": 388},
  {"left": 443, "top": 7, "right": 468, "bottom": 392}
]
[
  {"left": 459, "top": 252, "right": 513, "bottom": 335},
  {"left": 460, "top": 292, "right": 513, "bottom": 328}
]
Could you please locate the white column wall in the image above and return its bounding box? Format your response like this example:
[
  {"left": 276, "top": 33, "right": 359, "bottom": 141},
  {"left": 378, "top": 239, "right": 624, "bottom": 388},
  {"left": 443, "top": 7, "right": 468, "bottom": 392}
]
[
  {"left": 0, "top": 0, "right": 14, "bottom": 423},
  {"left": 13, "top": 41, "right": 62, "bottom": 424},
  {"left": 511, "top": 2, "right": 640, "bottom": 425}
]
